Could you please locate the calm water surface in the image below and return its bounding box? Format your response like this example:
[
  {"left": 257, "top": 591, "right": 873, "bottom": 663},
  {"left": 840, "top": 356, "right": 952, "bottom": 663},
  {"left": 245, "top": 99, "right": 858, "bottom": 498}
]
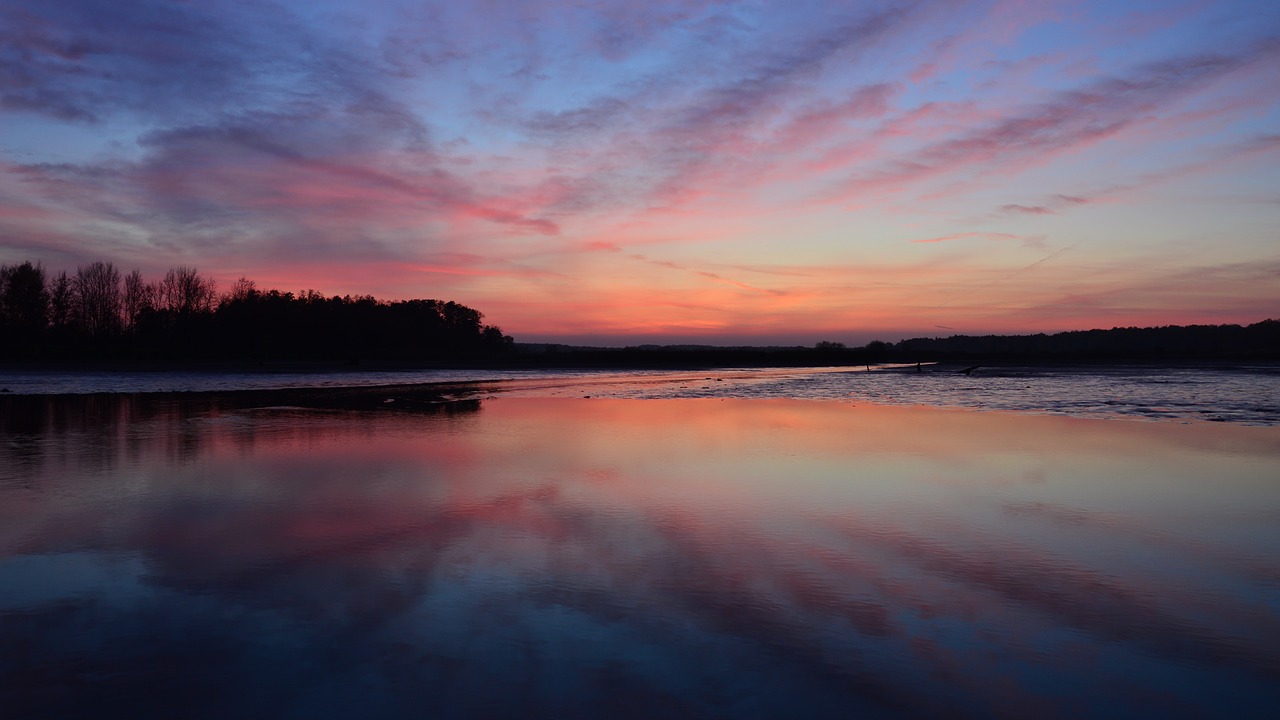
[{"left": 2, "top": 392, "right": 1279, "bottom": 718}]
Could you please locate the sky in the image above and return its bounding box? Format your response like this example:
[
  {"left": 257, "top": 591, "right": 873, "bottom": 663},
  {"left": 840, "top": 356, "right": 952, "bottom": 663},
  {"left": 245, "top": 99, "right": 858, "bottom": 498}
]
[{"left": 1, "top": 0, "right": 1278, "bottom": 345}]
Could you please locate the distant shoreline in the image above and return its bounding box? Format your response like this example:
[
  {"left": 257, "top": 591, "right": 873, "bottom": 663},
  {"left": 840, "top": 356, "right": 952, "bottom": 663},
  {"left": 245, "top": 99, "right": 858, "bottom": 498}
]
[
  {"left": 5, "top": 319, "right": 1277, "bottom": 369},
  {"left": 4, "top": 354, "right": 1278, "bottom": 377}
]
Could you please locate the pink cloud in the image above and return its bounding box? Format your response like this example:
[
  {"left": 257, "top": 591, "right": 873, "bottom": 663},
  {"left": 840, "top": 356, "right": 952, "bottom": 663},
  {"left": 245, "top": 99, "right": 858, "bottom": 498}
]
[{"left": 767, "top": 83, "right": 896, "bottom": 154}]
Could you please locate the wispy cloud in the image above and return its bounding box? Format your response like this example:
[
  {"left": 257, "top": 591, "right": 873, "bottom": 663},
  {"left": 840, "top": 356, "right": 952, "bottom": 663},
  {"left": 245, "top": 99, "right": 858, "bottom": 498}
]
[
  {"left": 828, "top": 43, "right": 1280, "bottom": 202},
  {"left": 1000, "top": 204, "right": 1055, "bottom": 215}
]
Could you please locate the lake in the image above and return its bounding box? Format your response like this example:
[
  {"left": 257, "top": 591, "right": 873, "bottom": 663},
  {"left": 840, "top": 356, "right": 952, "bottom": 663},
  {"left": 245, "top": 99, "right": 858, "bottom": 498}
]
[{"left": 2, "top": 376, "right": 1280, "bottom": 718}]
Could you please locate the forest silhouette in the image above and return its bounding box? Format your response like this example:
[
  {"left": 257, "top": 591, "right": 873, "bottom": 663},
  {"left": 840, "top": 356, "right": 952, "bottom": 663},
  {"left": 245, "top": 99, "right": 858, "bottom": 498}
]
[
  {"left": 0, "top": 260, "right": 510, "bottom": 364},
  {"left": 2, "top": 258, "right": 1276, "bottom": 367}
]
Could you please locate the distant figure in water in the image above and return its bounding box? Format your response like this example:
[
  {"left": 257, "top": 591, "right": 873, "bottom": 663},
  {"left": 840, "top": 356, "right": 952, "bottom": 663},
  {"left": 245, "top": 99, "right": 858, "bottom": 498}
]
[
  {"left": 916, "top": 362, "right": 922, "bottom": 373},
  {"left": 960, "top": 365, "right": 980, "bottom": 376}
]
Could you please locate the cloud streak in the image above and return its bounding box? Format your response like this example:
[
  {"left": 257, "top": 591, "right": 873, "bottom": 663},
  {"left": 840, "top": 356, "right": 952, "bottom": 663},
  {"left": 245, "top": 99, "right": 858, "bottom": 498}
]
[{"left": 829, "top": 42, "right": 1280, "bottom": 202}]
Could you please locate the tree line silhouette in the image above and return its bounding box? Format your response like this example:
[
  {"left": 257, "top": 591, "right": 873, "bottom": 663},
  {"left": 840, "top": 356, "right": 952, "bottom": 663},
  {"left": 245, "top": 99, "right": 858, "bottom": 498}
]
[
  {"left": 0, "top": 260, "right": 511, "bottom": 364},
  {"left": 890, "top": 321, "right": 1280, "bottom": 362},
  {"left": 506, "top": 321, "right": 1278, "bottom": 369},
  {"left": 4, "top": 258, "right": 1276, "bottom": 367}
]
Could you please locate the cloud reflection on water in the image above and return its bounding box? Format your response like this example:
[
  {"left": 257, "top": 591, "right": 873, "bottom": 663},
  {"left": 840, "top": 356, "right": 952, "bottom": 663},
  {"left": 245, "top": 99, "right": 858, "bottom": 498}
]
[{"left": 2, "top": 397, "right": 1279, "bottom": 718}]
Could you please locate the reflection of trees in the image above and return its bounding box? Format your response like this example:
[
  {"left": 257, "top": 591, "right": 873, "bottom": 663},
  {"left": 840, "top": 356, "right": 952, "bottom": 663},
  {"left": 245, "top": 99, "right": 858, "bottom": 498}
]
[
  {"left": 1, "top": 394, "right": 237, "bottom": 481},
  {"left": 0, "top": 392, "right": 482, "bottom": 482}
]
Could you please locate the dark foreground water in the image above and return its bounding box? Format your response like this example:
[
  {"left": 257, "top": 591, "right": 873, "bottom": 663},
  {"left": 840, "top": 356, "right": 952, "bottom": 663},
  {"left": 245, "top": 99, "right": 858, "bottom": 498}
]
[{"left": 2, "top": 393, "right": 1280, "bottom": 718}]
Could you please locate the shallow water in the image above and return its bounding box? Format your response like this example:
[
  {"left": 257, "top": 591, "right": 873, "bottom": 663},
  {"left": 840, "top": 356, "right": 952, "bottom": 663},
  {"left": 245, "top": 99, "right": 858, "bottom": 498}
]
[
  {"left": 489, "top": 364, "right": 1280, "bottom": 426},
  {"left": 2, "top": 395, "right": 1278, "bottom": 718},
  {"left": 3, "top": 363, "right": 1279, "bottom": 425}
]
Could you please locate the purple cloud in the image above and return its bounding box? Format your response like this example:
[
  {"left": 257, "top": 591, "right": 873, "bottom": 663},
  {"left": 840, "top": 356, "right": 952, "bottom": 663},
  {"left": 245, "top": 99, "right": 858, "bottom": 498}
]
[{"left": 1000, "top": 204, "right": 1055, "bottom": 215}]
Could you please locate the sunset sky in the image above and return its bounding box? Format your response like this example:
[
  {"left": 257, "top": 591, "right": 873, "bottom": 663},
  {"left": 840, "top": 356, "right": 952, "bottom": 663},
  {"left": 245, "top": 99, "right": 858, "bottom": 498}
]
[{"left": 2, "top": 0, "right": 1278, "bottom": 345}]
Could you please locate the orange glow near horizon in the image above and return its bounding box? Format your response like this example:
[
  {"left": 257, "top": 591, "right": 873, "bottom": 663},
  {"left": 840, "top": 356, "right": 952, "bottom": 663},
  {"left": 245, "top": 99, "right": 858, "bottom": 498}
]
[{"left": 213, "top": 258, "right": 1277, "bottom": 345}]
